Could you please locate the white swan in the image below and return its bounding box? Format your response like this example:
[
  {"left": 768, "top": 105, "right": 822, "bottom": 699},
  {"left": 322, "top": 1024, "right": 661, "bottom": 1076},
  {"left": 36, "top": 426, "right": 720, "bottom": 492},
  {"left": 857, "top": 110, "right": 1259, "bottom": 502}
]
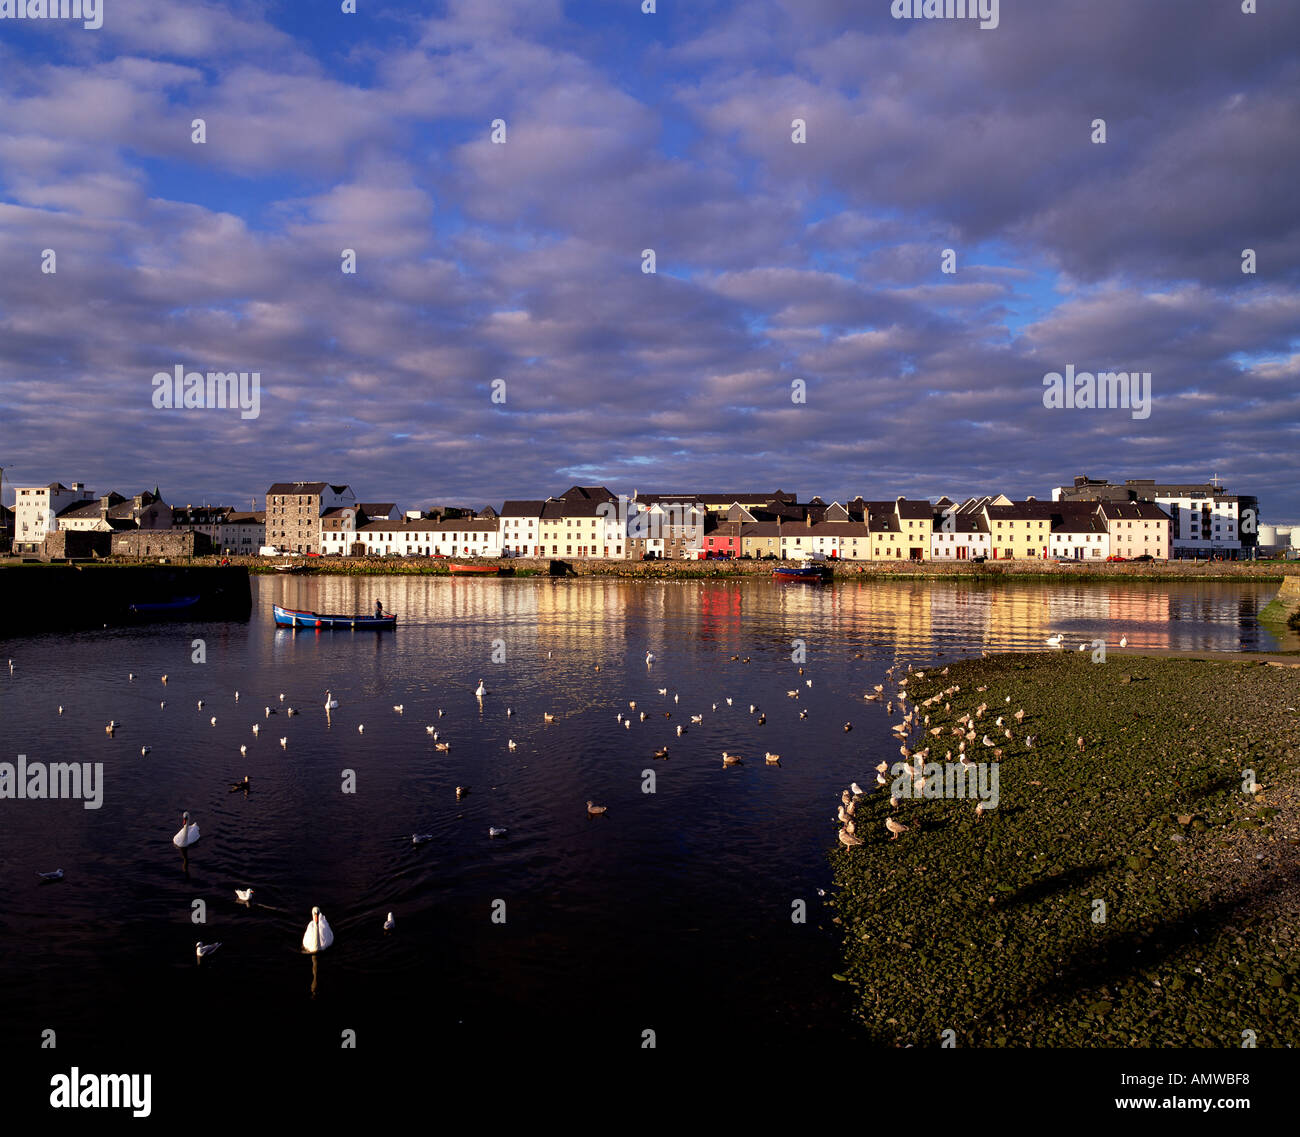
[
  {"left": 302, "top": 906, "right": 334, "bottom": 953},
  {"left": 1119, "top": 635, "right": 1128, "bottom": 648},
  {"left": 645, "top": 651, "right": 655, "bottom": 665},
  {"left": 489, "top": 827, "right": 507, "bottom": 837},
  {"left": 324, "top": 691, "right": 338, "bottom": 710},
  {"left": 475, "top": 680, "right": 487, "bottom": 697},
  {"left": 235, "top": 888, "right": 254, "bottom": 902},
  {"left": 1045, "top": 633, "right": 1064, "bottom": 648},
  {"left": 172, "top": 811, "right": 200, "bottom": 848},
  {"left": 195, "top": 942, "right": 221, "bottom": 959}
]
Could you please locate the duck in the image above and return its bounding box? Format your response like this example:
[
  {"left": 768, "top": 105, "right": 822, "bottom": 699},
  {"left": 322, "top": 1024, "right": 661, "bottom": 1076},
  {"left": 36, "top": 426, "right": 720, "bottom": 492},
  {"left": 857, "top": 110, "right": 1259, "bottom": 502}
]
[
  {"left": 765, "top": 752, "right": 781, "bottom": 764},
  {"left": 302, "top": 907, "right": 334, "bottom": 953},
  {"left": 195, "top": 942, "right": 221, "bottom": 960},
  {"left": 172, "top": 810, "right": 200, "bottom": 848},
  {"left": 756, "top": 713, "right": 766, "bottom": 725},
  {"left": 587, "top": 801, "right": 608, "bottom": 815},
  {"left": 842, "top": 722, "right": 852, "bottom": 732},
  {"left": 721, "top": 751, "right": 743, "bottom": 766}
]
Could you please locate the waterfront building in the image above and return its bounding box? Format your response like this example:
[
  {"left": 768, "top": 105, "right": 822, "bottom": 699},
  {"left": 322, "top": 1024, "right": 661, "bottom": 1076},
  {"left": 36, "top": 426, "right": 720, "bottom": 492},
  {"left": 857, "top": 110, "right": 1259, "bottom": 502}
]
[
  {"left": 11, "top": 482, "right": 95, "bottom": 553},
  {"left": 499, "top": 499, "right": 546, "bottom": 556},
  {"left": 1048, "top": 502, "right": 1110, "bottom": 560},
  {"left": 172, "top": 505, "right": 266, "bottom": 554},
  {"left": 264, "top": 482, "right": 356, "bottom": 554},
  {"left": 1096, "top": 501, "right": 1172, "bottom": 560},
  {"left": 930, "top": 499, "right": 991, "bottom": 560}
]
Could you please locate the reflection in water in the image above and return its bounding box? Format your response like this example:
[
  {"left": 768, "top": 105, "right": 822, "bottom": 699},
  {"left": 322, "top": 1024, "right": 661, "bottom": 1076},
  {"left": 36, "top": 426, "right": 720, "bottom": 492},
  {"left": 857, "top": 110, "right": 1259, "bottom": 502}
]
[{"left": 0, "top": 574, "right": 1284, "bottom": 1059}]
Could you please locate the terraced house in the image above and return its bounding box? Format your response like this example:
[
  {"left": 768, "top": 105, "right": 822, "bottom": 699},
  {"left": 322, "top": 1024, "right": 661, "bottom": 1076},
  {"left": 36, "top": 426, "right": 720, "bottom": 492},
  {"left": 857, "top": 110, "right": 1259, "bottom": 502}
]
[
  {"left": 538, "top": 486, "right": 625, "bottom": 559},
  {"left": 977, "top": 496, "right": 1054, "bottom": 560},
  {"left": 1097, "top": 501, "right": 1171, "bottom": 560}
]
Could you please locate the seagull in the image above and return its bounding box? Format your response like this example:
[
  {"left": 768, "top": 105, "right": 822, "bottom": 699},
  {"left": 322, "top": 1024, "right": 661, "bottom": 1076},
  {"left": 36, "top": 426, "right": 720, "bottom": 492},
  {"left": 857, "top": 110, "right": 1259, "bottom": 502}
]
[
  {"left": 765, "top": 752, "right": 781, "bottom": 764},
  {"left": 658, "top": 688, "right": 668, "bottom": 696},
  {"left": 287, "top": 707, "right": 298, "bottom": 716},
  {"left": 455, "top": 786, "right": 468, "bottom": 798},
  {"left": 240, "top": 744, "right": 247, "bottom": 756},
  {"left": 842, "top": 722, "right": 852, "bottom": 732},
  {"left": 279, "top": 693, "right": 286, "bottom": 702},
  {"left": 654, "top": 746, "right": 670, "bottom": 759},
  {"left": 265, "top": 706, "right": 276, "bottom": 717},
  {"left": 384, "top": 912, "right": 396, "bottom": 931},
  {"left": 437, "top": 709, "right": 445, "bottom": 718},
  {"left": 850, "top": 782, "right": 865, "bottom": 796},
  {"left": 128, "top": 672, "right": 135, "bottom": 681},
  {"left": 236, "top": 888, "right": 254, "bottom": 902},
  {"left": 173, "top": 811, "right": 200, "bottom": 848},
  {"left": 36, "top": 869, "right": 64, "bottom": 881},
  {"left": 426, "top": 725, "right": 436, "bottom": 735},
  {"left": 673, "top": 694, "right": 679, "bottom": 704},
  {"left": 587, "top": 801, "right": 608, "bottom": 815},
  {"left": 722, "top": 751, "right": 743, "bottom": 766},
  {"left": 435, "top": 742, "right": 450, "bottom": 752},
  {"left": 508, "top": 739, "right": 517, "bottom": 752},
  {"left": 195, "top": 942, "right": 221, "bottom": 960},
  {"left": 787, "top": 690, "right": 798, "bottom": 699},
  {"left": 838, "top": 829, "right": 863, "bottom": 848},
  {"left": 691, "top": 714, "right": 703, "bottom": 724},
  {"left": 726, "top": 698, "right": 733, "bottom": 706},
  {"left": 105, "top": 721, "right": 118, "bottom": 735},
  {"left": 885, "top": 818, "right": 910, "bottom": 840},
  {"left": 489, "top": 827, "right": 507, "bottom": 838},
  {"left": 140, "top": 746, "right": 151, "bottom": 756},
  {"left": 229, "top": 776, "right": 250, "bottom": 791},
  {"left": 623, "top": 720, "right": 630, "bottom": 729},
  {"left": 676, "top": 725, "right": 684, "bottom": 736},
  {"left": 234, "top": 692, "right": 240, "bottom": 701},
  {"left": 197, "top": 700, "right": 204, "bottom": 709},
  {"left": 302, "top": 907, "right": 334, "bottom": 953},
  {"left": 210, "top": 716, "right": 217, "bottom": 726},
  {"left": 358, "top": 724, "right": 364, "bottom": 734},
  {"left": 806, "top": 679, "right": 812, "bottom": 688},
  {"left": 411, "top": 833, "right": 434, "bottom": 845},
  {"left": 58, "top": 706, "right": 64, "bottom": 714},
  {"left": 393, "top": 705, "right": 404, "bottom": 714},
  {"left": 506, "top": 707, "right": 513, "bottom": 717},
  {"left": 251, "top": 724, "right": 260, "bottom": 735},
  {"left": 799, "top": 709, "right": 808, "bottom": 719},
  {"left": 159, "top": 701, "right": 166, "bottom": 709},
  {"left": 161, "top": 675, "right": 168, "bottom": 684},
  {"left": 279, "top": 737, "right": 287, "bottom": 749}
]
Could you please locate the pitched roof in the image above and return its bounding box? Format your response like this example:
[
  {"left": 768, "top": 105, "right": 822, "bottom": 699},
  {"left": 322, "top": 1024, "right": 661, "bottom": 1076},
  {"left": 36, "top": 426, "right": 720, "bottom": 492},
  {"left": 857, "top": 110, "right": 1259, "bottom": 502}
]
[
  {"left": 266, "top": 482, "right": 329, "bottom": 496},
  {"left": 1098, "top": 501, "right": 1171, "bottom": 521},
  {"left": 500, "top": 500, "right": 546, "bottom": 516}
]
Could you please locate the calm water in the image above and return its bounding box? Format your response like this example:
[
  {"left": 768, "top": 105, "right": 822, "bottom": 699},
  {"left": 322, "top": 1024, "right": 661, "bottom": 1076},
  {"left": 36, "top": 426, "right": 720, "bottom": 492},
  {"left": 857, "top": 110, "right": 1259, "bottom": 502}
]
[{"left": 0, "top": 576, "right": 1285, "bottom": 1059}]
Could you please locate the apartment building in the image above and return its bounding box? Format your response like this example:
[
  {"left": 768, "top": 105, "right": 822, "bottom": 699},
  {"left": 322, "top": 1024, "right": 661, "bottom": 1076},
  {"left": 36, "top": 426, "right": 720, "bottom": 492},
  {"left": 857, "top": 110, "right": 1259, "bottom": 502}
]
[{"left": 264, "top": 482, "right": 356, "bottom": 553}]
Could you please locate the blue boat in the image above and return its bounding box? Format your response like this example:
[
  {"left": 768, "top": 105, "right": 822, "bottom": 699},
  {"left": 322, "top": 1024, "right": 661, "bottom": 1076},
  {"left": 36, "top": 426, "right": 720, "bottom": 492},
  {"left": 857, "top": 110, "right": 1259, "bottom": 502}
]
[
  {"left": 772, "top": 561, "right": 833, "bottom": 582},
  {"left": 129, "top": 595, "right": 201, "bottom": 613},
  {"left": 273, "top": 604, "right": 396, "bottom": 630}
]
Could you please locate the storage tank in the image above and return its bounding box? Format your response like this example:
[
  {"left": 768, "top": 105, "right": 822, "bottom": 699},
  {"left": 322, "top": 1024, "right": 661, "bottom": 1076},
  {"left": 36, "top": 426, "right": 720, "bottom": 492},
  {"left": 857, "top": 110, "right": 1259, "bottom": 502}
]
[
  {"left": 1291, "top": 527, "right": 1300, "bottom": 550},
  {"left": 1259, "top": 524, "right": 1278, "bottom": 546}
]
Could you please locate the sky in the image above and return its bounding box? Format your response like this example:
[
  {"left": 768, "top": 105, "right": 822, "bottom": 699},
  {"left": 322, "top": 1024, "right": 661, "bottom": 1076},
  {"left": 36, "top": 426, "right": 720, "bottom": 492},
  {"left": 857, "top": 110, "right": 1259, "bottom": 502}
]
[{"left": 1, "top": 0, "right": 1297, "bottom": 519}]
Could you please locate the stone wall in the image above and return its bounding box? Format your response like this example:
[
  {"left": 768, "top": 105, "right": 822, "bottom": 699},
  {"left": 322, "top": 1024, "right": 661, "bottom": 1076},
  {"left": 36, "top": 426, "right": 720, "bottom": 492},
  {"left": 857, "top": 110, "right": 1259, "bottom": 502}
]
[
  {"left": 110, "top": 530, "right": 213, "bottom": 558},
  {"left": 41, "top": 530, "right": 112, "bottom": 560}
]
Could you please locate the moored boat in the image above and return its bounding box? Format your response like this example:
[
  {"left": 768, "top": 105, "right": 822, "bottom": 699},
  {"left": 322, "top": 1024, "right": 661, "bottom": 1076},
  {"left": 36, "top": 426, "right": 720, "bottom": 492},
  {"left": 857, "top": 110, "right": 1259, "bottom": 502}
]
[
  {"left": 773, "top": 561, "right": 833, "bottom": 582},
  {"left": 129, "top": 595, "right": 201, "bottom": 613},
  {"left": 449, "top": 563, "right": 514, "bottom": 575},
  {"left": 273, "top": 604, "right": 396, "bottom": 630}
]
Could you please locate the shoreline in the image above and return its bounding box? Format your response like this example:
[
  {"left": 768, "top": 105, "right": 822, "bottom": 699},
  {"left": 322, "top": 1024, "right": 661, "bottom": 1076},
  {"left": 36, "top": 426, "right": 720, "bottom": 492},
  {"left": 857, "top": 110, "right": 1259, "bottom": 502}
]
[{"left": 829, "top": 653, "right": 1300, "bottom": 1047}]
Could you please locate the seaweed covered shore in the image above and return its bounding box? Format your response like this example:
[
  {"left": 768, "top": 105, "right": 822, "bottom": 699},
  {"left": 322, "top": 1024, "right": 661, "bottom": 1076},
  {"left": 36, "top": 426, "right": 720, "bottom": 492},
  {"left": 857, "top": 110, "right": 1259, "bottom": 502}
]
[{"left": 830, "top": 653, "right": 1300, "bottom": 1047}]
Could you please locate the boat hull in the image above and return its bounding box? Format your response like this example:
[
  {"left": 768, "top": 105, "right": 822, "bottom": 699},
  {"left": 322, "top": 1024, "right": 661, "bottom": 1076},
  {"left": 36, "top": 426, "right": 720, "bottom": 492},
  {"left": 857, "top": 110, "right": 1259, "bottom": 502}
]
[
  {"left": 772, "top": 566, "right": 833, "bottom": 582},
  {"left": 273, "top": 604, "right": 396, "bottom": 630},
  {"left": 449, "top": 563, "right": 513, "bottom": 575}
]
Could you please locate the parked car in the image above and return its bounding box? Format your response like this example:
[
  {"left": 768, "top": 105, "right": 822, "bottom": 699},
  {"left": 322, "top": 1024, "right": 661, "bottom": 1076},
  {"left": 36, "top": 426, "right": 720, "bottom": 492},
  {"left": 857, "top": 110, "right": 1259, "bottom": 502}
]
[
  {"left": 1131, "top": 554, "right": 1155, "bottom": 562},
  {"left": 1106, "top": 555, "right": 1127, "bottom": 562},
  {"left": 642, "top": 551, "right": 658, "bottom": 561},
  {"left": 971, "top": 555, "right": 987, "bottom": 563}
]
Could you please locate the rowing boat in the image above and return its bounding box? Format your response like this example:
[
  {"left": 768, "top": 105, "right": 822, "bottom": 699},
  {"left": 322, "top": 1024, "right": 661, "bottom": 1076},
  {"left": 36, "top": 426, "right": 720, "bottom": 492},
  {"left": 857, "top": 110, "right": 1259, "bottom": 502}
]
[{"left": 272, "top": 604, "right": 396, "bottom": 630}]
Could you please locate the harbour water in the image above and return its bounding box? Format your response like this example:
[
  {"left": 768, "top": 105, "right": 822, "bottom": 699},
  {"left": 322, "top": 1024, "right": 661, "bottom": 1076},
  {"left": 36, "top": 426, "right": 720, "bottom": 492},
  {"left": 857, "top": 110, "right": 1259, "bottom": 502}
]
[{"left": 0, "top": 576, "right": 1284, "bottom": 1058}]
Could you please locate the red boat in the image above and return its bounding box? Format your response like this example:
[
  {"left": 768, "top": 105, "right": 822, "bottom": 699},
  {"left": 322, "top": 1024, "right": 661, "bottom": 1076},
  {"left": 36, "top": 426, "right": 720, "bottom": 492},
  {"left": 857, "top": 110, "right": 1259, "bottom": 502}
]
[{"left": 449, "top": 563, "right": 514, "bottom": 575}]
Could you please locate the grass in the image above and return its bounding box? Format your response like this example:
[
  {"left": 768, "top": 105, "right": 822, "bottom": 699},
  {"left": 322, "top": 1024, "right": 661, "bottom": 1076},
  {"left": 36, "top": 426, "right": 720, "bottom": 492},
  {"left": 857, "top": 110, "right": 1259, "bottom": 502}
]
[{"left": 829, "top": 653, "right": 1300, "bottom": 1046}]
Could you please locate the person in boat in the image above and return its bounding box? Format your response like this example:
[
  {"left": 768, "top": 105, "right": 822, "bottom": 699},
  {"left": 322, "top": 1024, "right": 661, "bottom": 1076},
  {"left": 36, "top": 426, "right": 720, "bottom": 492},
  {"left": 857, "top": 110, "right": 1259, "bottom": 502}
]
[{"left": 374, "top": 600, "right": 384, "bottom": 618}]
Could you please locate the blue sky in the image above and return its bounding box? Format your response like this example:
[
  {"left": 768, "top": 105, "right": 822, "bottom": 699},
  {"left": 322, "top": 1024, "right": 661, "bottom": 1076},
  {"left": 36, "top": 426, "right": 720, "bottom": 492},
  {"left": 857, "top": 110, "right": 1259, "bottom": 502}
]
[{"left": 1, "top": 0, "right": 1297, "bottom": 518}]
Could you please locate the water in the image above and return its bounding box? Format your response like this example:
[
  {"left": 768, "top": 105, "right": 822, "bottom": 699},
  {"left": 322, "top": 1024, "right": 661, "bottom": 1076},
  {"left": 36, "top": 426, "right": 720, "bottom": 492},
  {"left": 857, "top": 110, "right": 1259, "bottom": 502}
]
[{"left": 0, "top": 576, "right": 1284, "bottom": 1059}]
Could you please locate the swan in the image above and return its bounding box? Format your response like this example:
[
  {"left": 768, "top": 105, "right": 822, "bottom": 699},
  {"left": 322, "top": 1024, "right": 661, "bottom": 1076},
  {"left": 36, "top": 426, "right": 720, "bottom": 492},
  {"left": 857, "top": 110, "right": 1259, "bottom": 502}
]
[
  {"left": 384, "top": 912, "right": 395, "bottom": 931},
  {"left": 173, "top": 811, "right": 200, "bottom": 848},
  {"left": 587, "top": 801, "right": 607, "bottom": 815},
  {"left": 411, "top": 833, "right": 434, "bottom": 844},
  {"left": 195, "top": 942, "right": 221, "bottom": 960},
  {"left": 1119, "top": 635, "right": 1128, "bottom": 647},
  {"left": 475, "top": 680, "right": 486, "bottom": 698},
  {"left": 235, "top": 888, "right": 254, "bottom": 902},
  {"left": 645, "top": 651, "right": 655, "bottom": 665},
  {"left": 302, "top": 907, "right": 334, "bottom": 953},
  {"left": 1045, "top": 634, "right": 1064, "bottom": 648},
  {"left": 324, "top": 691, "right": 338, "bottom": 710},
  {"left": 489, "top": 827, "right": 507, "bottom": 837},
  {"left": 36, "top": 869, "right": 64, "bottom": 881}
]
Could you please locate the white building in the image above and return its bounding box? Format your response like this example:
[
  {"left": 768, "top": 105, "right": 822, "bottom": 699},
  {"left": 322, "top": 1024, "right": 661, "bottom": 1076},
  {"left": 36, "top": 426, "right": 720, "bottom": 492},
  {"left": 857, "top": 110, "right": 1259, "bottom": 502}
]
[
  {"left": 12, "top": 482, "right": 95, "bottom": 553},
  {"left": 353, "top": 518, "right": 502, "bottom": 557},
  {"left": 499, "top": 500, "right": 545, "bottom": 556}
]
